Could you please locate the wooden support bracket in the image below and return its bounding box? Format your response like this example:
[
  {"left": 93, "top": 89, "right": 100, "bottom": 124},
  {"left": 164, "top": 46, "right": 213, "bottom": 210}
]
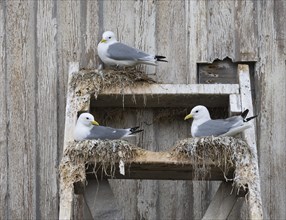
[
  {"left": 202, "top": 182, "right": 241, "bottom": 220},
  {"left": 59, "top": 62, "right": 91, "bottom": 220},
  {"left": 238, "top": 64, "right": 263, "bottom": 219}
]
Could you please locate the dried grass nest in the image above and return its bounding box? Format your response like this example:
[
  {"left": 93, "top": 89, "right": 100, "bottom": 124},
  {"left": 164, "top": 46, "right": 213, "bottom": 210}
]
[
  {"left": 59, "top": 136, "right": 254, "bottom": 193},
  {"left": 172, "top": 136, "right": 254, "bottom": 191},
  {"left": 59, "top": 139, "right": 142, "bottom": 190},
  {"left": 69, "top": 67, "right": 156, "bottom": 98}
]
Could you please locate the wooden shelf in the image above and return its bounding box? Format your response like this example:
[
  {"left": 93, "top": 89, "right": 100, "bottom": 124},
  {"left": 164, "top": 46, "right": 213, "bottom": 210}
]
[
  {"left": 92, "top": 83, "right": 239, "bottom": 108},
  {"left": 60, "top": 63, "right": 263, "bottom": 220},
  {"left": 85, "top": 151, "right": 234, "bottom": 181}
]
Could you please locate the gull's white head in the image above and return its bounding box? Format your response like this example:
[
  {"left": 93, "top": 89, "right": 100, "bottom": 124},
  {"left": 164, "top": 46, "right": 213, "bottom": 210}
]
[
  {"left": 100, "top": 31, "right": 117, "bottom": 44},
  {"left": 184, "top": 105, "right": 211, "bottom": 121},
  {"left": 77, "top": 113, "right": 99, "bottom": 127}
]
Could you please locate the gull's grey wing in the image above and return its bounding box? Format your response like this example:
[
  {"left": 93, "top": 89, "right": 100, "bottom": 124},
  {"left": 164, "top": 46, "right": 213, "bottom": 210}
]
[
  {"left": 86, "top": 126, "right": 129, "bottom": 140},
  {"left": 195, "top": 117, "right": 243, "bottom": 137},
  {"left": 107, "top": 43, "right": 150, "bottom": 61}
]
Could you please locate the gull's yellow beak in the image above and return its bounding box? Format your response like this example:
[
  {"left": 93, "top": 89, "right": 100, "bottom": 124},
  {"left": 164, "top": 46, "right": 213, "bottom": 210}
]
[
  {"left": 91, "top": 120, "right": 99, "bottom": 126},
  {"left": 184, "top": 114, "right": 193, "bottom": 120},
  {"left": 100, "top": 39, "right": 107, "bottom": 43}
]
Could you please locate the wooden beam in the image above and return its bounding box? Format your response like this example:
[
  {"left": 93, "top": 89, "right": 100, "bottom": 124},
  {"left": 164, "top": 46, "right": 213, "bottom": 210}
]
[
  {"left": 239, "top": 65, "right": 257, "bottom": 150},
  {"left": 73, "top": 150, "right": 236, "bottom": 187},
  {"left": 238, "top": 64, "right": 263, "bottom": 220},
  {"left": 82, "top": 179, "right": 124, "bottom": 219},
  {"left": 85, "top": 164, "right": 234, "bottom": 182},
  {"left": 202, "top": 182, "right": 238, "bottom": 220},
  {"left": 59, "top": 62, "right": 91, "bottom": 220},
  {"left": 229, "top": 94, "right": 242, "bottom": 116},
  {"left": 100, "top": 83, "right": 240, "bottom": 95},
  {"left": 93, "top": 84, "right": 240, "bottom": 108}
]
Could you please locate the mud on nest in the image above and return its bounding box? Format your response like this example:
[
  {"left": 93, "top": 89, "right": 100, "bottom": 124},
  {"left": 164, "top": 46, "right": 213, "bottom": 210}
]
[
  {"left": 59, "top": 139, "right": 142, "bottom": 190},
  {"left": 69, "top": 67, "right": 156, "bottom": 98},
  {"left": 172, "top": 136, "right": 254, "bottom": 191}
]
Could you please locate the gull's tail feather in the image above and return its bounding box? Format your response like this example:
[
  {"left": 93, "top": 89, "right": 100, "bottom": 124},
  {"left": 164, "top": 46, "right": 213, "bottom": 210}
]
[
  {"left": 155, "top": 55, "right": 168, "bottom": 62},
  {"left": 244, "top": 115, "right": 258, "bottom": 122},
  {"left": 129, "top": 126, "right": 144, "bottom": 135}
]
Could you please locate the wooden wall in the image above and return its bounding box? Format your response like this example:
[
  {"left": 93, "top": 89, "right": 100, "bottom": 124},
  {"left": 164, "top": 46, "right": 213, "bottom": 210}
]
[{"left": 0, "top": 0, "right": 285, "bottom": 219}]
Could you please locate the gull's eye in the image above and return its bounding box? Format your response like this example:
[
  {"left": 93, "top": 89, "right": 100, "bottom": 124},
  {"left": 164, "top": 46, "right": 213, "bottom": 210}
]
[
  {"left": 195, "top": 110, "right": 199, "bottom": 113},
  {"left": 86, "top": 117, "right": 89, "bottom": 120},
  {"left": 108, "top": 36, "right": 111, "bottom": 39}
]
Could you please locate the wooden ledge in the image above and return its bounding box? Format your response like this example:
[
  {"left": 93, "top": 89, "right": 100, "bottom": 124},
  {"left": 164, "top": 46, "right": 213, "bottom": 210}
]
[
  {"left": 100, "top": 83, "right": 240, "bottom": 95},
  {"left": 93, "top": 83, "right": 240, "bottom": 108},
  {"left": 84, "top": 150, "right": 234, "bottom": 181}
]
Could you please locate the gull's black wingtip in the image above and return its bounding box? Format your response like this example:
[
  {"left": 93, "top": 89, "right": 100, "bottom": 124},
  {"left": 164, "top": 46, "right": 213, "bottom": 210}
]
[
  {"left": 241, "top": 109, "right": 249, "bottom": 119},
  {"left": 130, "top": 126, "right": 144, "bottom": 134},
  {"left": 155, "top": 55, "right": 168, "bottom": 62}
]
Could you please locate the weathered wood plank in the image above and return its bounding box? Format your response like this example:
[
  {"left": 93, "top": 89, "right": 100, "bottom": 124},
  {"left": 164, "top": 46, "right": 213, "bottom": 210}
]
[
  {"left": 202, "top": 182, "right": 238, "bottom": 220},
  {"left": 80, "top": 0, "right": 100, "bottom": 68},
  {"left": 99, "top": 83, "right": 239, "bottom": 95},
  {"left": 134, "top": 0, "right": 157, "bottom": 75},
  {"left": 59, "top": 63, "right": 91, "bottom": 220},
  {"left": 59, "top": 63, "right": 81, "bottom": 220},
  {"left": 187, "top": 0, "right": 201, "bottom": 83},
  {"left": 103, "top": 109, "right": 141, "bottom": 219},
  {"left": 191, "top": 1, "right": 228, "bottom": 212},
  {"left": 205, "top": 0, "right": 236, "bottom": 61},
  {"left": 256, "top": 1, "right": 286, "bottom": 219},
  {"left": 83, "top": 179, "right": 123, "bottom": 219},
  {"left": 57, "top": 0, "right": 82, "bottom": 158},
  {"left": 102, "top": 0, "right": 135, "bottom": 43},
  {"left": 36, "top": 1, "right": 59, "bottom": 218},
  {"left": 83, "top": 150, "right": 234, "bottom": 181},
  {"left": 239, "top": 65, "right": 257, "bottom": 149},
  {"left": 229, "top": 94, "right": 242, "bottom": 116},
  {"left": 56, "top": 4, "right": 87, "bottom": 217},
  {"left": 193, "top": 0, "right": 208, "bottom": 63},
  {"left": 198, "top": 59, "right": 238, "bottom": 84},
  {"left": 156, "top": 1, "right": 189, "bottom": 83},
  {"left": 239, "top": 64, "right": 263, "bottom": 220},
  {"left": 93, "top": 84, "right": 239, "bottom": 108},
  {"left": 227, "top": 197, "right": 245, "bottom": 220},
  {"left": 154, "top": 109, "right": 193, "bottom": 220},
  {"left": 135, "top": 109, "right": 158, "bottom": 220},
  {"left": 234, "top": 0, "right": 258, "bottom": 61},
  {"left": 5, "top": 1, "right": 37, "bottom": 219},
  {"left": 63, "top": 63, "right": 92, "bottom": 148},
  {"left": 0, "top": 1, "right": 8, "bottom": 218}
]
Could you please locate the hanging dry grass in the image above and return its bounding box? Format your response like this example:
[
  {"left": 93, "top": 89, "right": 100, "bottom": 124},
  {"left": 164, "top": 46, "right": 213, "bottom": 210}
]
[
  {"left": 59, "top": 139, "right": 143, "bottom": 191},
  {"left": 60, "top": 136, "right": 255, "bottom": 195},
  {"left": 172, "top": 136, "right": 254, "bottom": 192}
]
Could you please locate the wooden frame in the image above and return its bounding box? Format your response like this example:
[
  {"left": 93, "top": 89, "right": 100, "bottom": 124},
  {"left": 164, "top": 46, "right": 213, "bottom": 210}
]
[{"left": 59, "top": 63, "right": 263, "bottom": 220}]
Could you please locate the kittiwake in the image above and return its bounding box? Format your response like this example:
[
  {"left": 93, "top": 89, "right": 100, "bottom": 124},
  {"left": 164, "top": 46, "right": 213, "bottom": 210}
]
[
  {"left": 74, "top": 113, "right": 143, "bottom": 141},
  {"left": 184, "top": 105, "right": 257, "bottom": 137},
  {"left": 97, "top": 31, "right": 167, "bottom": 67}
]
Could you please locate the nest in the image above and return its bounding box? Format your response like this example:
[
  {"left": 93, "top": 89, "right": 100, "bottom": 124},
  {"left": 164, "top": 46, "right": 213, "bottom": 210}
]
[
  {"left": 69, "top": 67, "right": 156, "bottom": 99},
  {"left": 59, "top": 139, "right": 142, "bottom": 191},
  {"left": 172, "top": 136, "right": 253, "bottom": 191},
  {"left": 60, "top": 136, "right": 255, "bottom": 194}
]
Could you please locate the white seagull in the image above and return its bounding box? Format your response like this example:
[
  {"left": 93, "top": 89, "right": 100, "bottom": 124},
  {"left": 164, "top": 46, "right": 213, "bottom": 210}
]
[
  {"left": 74, "top": 113, "right": 143, "bottom": 141},
  {"left": 184, "top": 105, "right": 257, "bottom": 137},
  {"left": 97, "top": 31, "right": 167, "bottom": 67}
]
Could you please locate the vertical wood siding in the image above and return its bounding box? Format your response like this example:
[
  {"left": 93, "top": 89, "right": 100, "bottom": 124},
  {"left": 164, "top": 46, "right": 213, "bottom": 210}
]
[
  {"left": 0, "top": 1, "right": 8, "bottom": 219},
  {"left": 0, "top": 0, "right": 285, "bottom": 219},
  {"left": 256, "top": 1, "right": 286, "bottom": 219}
]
